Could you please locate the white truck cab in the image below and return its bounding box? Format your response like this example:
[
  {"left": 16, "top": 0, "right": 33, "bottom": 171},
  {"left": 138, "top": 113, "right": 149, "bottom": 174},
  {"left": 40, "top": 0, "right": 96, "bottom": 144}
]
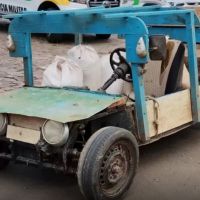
[
  {"left": 0, "top": 0, "right": 87, "bottom": 42},
  {"left": 0, "top": 0, "right": 86, "bottom": 15}
]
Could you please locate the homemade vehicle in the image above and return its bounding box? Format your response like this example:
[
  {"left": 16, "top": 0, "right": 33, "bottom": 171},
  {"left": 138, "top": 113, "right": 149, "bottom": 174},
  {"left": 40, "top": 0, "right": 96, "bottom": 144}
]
[{"left": 1, "top": 5, "right": 200, "bottom": 200}]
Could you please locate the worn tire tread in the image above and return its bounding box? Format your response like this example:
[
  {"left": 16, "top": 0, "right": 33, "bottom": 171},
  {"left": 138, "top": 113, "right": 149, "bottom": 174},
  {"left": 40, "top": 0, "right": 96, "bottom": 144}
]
[{"left": 77, "top": 126, "right": 139, "bottom": 200}]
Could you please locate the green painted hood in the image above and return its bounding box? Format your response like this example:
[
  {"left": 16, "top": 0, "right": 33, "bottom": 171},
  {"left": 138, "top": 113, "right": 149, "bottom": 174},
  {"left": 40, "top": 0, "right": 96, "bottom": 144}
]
[{"left": 0, "top": 87, "right": 122, "bottom": 123}]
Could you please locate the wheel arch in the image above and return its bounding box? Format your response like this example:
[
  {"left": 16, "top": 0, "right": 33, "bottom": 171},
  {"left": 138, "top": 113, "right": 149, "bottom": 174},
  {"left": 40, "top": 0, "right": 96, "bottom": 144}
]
[
  {"left": 38, "top": 1, "right": 60, "bottom": 11},
  {"left": 84, "top": 107, "right": 138, "bottom": 142}
]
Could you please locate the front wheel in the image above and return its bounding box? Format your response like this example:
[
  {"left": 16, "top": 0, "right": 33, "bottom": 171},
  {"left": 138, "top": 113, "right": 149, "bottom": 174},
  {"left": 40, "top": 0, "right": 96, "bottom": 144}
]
[
  {"left": 77, "top": 126, "right": 139, "bottom": 200},
  {"left": 41, "top": 7, "right": 63, "bottom": 43}
]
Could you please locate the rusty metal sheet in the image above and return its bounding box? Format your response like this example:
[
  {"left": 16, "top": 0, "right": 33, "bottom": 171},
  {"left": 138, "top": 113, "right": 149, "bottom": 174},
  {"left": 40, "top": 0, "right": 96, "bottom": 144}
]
[{"left": 0, "top": 87, "right": 122, "bottom": 123}]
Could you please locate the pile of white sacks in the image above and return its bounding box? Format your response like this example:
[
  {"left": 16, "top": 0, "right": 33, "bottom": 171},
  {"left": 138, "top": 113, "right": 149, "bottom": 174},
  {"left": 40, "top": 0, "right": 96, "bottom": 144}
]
[
  {"left": 42, "top": 45, "right": 190, "bottom": 97},
  {"left": 42, "top": 45, "right": 131, "bottom": 95}
]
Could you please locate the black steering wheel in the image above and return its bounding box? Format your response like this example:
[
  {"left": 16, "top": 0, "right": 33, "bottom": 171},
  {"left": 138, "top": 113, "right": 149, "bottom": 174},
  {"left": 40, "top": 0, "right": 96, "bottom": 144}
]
[{"left": 110, "top": 48, "right": 132, "bottom": 82}]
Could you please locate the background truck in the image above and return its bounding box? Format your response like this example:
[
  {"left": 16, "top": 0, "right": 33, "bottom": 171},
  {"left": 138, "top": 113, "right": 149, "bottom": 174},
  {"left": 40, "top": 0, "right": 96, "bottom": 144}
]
[
  {"left": 0, "top": 0, "right": 86, "bottom": 42},
  {"left": 0, "top": 0, "right": 86, "bottom": 15}
]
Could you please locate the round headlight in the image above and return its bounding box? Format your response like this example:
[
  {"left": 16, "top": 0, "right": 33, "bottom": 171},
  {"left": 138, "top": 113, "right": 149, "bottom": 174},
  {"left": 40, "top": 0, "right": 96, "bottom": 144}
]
[
  {"left": 0, "top": 114, "right": 8, "bottom": 136},
  {"left": 42, "top": 120, "right": 69, "bottom": 146}
]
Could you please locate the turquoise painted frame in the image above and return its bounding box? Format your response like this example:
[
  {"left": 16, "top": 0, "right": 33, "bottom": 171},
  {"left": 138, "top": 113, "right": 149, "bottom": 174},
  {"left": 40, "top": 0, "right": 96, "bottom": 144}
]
[{"left": 4, "top": 6, "right": 200, "bottom": 141}]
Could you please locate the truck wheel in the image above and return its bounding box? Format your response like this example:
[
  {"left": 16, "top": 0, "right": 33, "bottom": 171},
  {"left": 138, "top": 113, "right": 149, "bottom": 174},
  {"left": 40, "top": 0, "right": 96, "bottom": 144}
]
[
  {"left": 77, "top": 126, "right": 139, "bottom": 200},
  {"left": 0, "top": 142, "right": 9, "bottom": 170},
  {"left": 39, "top": 7, "right": 63, "bottom": 43},
  {"left": 46, "top": 33, "right": 63, "bottom": 43},
  {"left": 96, "top": 34, "right": 111, "bottom": 40},
  {"left": 0, "top": 159, "right": 9, "bottom": 170}
]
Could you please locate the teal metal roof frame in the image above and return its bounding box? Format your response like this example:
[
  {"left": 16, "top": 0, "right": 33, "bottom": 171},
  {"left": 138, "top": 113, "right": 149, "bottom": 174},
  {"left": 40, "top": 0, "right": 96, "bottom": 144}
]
[{"left": 3, "top": 6, "right": 200, "bottom": 141}]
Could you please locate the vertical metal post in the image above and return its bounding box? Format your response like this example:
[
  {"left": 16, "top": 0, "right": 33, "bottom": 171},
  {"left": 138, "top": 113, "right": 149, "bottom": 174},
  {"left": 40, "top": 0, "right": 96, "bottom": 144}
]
[
  {"left": 23, "top": 33, "right": 33, "bottom": 86},
  {"left": 131, "top": 64, "right": 149, "bottom": 141},
  {"left": 125, "top": 32, "right": 149, "bottom": 142},
  {"left": 75, "top": 34, "right": 83, "bottom": 45},
  {"left": 186, "top": 12, "right": 200, "bottom": 122}
]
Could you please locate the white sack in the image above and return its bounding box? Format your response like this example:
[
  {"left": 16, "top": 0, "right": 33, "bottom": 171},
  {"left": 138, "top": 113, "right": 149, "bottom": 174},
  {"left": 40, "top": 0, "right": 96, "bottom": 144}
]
[
  {"left": 42, "top": 56, "right": 83, "bottom": 88},
  {"left": 67, "top": 45, "right": 102, "bottom": 91}
]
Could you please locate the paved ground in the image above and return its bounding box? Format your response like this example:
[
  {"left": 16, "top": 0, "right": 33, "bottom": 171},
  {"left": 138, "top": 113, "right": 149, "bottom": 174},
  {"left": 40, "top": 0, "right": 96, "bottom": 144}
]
[
  {"left": 1, "top": 22, "right": 200, "bottom": 200},
  {"left": 1, "top": 127, "right": 200, "bottom": 200}
]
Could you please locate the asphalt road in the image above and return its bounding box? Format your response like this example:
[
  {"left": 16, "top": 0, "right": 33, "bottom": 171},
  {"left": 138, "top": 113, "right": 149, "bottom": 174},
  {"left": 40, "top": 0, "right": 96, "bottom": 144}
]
[
  {"left": 1, "top": 126, "right": 200, "bottom": 200},
  {"left": 0, "top": 22, "right": 200, "bottom": 200}
]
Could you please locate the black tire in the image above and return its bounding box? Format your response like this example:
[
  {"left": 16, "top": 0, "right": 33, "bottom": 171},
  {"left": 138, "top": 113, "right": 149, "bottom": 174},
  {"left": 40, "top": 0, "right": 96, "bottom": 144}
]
[
  {"left": 96, "top": 34, "right": 111, "bottom": 40},
  {"left": 46, "top": 33, "right": 63, "bottom": 43},
  {"left": 143, "top": 3, "right": 159, "bottom": 6},
  {"left": 0, "top": 142, "right": 9, "bottom": 170},
  {"left": 0, "top": 159, "right": 9, "bottom": 170},
  {"left": 77, "top": 126, "right": 139, "bottom": 200}
]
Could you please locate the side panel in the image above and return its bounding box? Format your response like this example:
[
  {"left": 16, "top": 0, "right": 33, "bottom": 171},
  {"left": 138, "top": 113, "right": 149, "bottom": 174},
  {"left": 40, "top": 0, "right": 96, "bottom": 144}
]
[
  {"left": 0, "top": 0, "right": 32, "bottom": 14},
  {"left": 147, "top": 89, "right": 193, "bottom": 137},
  {"left": 0, "top": 0, "right": 70, "bottom": 14}
]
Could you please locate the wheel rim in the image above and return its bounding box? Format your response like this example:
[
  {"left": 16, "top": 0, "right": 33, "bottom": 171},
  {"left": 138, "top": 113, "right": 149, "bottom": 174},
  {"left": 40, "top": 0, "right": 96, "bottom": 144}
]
[{"left": 99, "top": 140, "right": 133, "bottom": 197}]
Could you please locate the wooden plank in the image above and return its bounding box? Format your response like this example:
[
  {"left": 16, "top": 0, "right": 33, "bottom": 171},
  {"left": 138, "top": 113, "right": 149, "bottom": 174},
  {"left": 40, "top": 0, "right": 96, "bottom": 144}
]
[
  {"left": 147, "top": 89, "right": 193, "bottom": 137},
  {"left": 6, "top": 125, "right": 40, "bottom": 144},
  {"left": 9, "top": 114, "right": 45, "bottom": 131}
]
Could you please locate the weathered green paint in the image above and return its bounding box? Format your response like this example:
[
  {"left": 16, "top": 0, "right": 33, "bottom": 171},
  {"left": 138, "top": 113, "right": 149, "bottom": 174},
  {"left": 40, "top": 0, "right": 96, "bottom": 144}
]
[{"left": 0, "top": 87, "right": 122, "bottom": 123}]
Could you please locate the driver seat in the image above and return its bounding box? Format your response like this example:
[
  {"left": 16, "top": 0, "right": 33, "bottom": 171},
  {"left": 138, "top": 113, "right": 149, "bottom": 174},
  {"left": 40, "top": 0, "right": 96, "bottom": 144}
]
[{"left": 123, "top": 40, "right": 190, "bottom": 98}]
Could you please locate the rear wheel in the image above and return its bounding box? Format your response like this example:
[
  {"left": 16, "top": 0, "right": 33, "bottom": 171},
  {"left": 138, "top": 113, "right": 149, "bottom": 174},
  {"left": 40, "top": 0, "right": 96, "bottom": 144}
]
[
  {"left": 0, "top": 159, "right": 9, "bottom": 170},
  {"left": 39, "top": 7, "right": 63, "bottom": 43},
  {"left": 0, "top": 142, "right": 9, "bottom": 170},
  {"left": 46, "top": 33, "right": 63, "bottom": 43},
  {"left": 96, "top": 34, "right": 111, "bottom": 40},
  {"left": 77, "top": 126, "right": 139, "bottom": 200}
]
